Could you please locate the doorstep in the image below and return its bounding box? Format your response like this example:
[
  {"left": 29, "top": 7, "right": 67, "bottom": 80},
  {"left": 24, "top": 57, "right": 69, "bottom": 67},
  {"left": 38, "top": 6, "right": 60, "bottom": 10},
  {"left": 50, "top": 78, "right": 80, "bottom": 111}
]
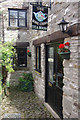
[{"left": 44, "top": 102, "right": 60, "bottom": 119}]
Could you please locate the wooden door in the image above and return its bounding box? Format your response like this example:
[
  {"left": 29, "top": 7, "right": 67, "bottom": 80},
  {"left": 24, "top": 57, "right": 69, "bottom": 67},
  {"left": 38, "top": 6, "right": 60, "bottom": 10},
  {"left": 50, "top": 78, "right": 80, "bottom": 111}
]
[{"left": 46, "top": 43, "right": 63, "bottom": 118}]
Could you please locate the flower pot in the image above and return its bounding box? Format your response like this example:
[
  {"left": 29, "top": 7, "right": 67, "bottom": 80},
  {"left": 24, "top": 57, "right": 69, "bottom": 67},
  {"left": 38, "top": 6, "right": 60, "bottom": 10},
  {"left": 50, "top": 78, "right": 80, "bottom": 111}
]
[
  {"left": 20, "top": 81, "right": 33, "bottom": 92},
  {"left": 58, "top": 52, "right": 70, "bottom": 59},
  {"left": 27, "top": 52, "right": 31, "bottom": 57}
]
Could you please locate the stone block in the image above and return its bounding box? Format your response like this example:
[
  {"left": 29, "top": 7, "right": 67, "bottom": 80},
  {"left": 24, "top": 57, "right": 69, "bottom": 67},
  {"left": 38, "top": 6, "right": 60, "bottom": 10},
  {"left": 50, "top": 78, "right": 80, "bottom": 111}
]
[
  {"left": 63, "top": 96, "right": 72, "bottom": 115},
  {"left": 78, "top": 93, "right": 80, "bottom": 103},
  {"left": 69, "top": 83, "right": 78, "bottom": 90},
  {"left": 63, "top": 86, "right": 72, "bottom": 97},
  {"left": 78, "top": 112, "right": 80, "bottom": 120},
  {"left": 70, "top": 111, "right": 78, "bottom": 118},
  {"left": 70, "top": 53, "right": 80, "bottom": 59},
  {"left": 72, "top": 89, "right": 78, "bottom": 100},
  {"left": 70, "top": 47, "right": 78, "bottom": 53},
  {"left": 63, "top": 110, "right": 70, "bottom": 118}
]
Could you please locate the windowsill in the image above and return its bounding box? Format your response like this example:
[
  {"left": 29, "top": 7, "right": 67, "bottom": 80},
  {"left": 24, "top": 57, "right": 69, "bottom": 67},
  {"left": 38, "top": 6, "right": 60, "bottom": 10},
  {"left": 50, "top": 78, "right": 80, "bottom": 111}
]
[
  {"left": 34, "top": 69, "right": 41, "bottom": 75},
  {"left": 7, "top": 27, "right": 28, "bottom": 30},
  {"left": 13, "top": 66, "right": 28, "bottom": 70}
]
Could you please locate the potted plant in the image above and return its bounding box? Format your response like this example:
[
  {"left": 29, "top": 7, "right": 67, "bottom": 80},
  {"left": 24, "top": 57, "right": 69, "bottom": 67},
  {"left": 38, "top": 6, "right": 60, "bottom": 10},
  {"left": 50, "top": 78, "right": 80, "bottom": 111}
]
[
  {"left": 27, "top": 50, "right": 31, "bottom": 57},
  {"left": 19, "top": 72, "right": 33, "bottom": 92},
  {"left": 58, "top": 42, "right": 70, "bottom": 59}
]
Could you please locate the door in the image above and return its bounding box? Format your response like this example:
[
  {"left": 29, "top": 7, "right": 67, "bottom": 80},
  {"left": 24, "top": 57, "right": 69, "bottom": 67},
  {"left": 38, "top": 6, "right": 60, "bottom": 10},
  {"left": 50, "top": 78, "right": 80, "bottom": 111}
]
[
  {"left": 46, "top": 43, "right": 63, "bottom": 118},
  {"left": 17, "top": 48, "right": 27, "bottom": 67}
]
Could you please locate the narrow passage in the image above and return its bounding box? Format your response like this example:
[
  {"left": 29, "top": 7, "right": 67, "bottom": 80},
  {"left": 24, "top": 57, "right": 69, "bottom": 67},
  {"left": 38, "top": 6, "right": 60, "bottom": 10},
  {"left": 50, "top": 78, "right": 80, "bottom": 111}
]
[{"left": 1, "top": 86, "right": 54, "bottom": 119}]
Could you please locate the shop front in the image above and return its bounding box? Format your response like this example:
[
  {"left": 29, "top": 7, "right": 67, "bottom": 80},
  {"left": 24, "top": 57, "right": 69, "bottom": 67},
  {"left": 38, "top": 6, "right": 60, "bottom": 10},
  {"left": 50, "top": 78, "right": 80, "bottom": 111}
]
[{"left": 33, "top": 23, "right": 80, "bottom": 118}]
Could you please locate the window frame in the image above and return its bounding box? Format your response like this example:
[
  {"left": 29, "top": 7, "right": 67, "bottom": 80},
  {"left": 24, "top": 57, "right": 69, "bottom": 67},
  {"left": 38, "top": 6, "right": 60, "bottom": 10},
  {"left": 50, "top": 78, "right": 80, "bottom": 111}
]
[
  {"left": 35, "top": 46, "right": 41, "bottom": 73},
  {"left": 8, "top": 8, "right": 27, "bottom": 27}
]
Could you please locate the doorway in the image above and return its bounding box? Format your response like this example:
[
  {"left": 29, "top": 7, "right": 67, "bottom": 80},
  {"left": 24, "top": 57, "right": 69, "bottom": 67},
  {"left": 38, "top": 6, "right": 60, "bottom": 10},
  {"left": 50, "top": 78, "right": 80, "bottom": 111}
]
[{"left": 45, "top": 43, "right": 63, "bottom": 118}]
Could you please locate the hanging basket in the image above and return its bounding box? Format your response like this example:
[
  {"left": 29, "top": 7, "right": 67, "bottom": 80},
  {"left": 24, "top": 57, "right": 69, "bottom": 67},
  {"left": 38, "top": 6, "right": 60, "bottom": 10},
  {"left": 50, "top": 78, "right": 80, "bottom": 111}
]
[
  {"left": 27, "top": 52, "right": 31, "bottom": 57},
  {"left": 58, "top": 51, "right": 70, "bottom": 59}
]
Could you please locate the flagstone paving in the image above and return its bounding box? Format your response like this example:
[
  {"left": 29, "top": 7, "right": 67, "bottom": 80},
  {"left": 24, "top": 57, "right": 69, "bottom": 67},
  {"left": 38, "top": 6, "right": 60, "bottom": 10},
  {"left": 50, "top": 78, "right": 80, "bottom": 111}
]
[{"left": 0, "top": 86, "right": 54, "bottom": 119}]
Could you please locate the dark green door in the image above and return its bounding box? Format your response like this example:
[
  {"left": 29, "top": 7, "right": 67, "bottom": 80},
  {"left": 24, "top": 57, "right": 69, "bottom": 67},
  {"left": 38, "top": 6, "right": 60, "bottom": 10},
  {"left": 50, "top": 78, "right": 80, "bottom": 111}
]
[{"left": 46, "top": 43, "right": 63, "bottom": 118}]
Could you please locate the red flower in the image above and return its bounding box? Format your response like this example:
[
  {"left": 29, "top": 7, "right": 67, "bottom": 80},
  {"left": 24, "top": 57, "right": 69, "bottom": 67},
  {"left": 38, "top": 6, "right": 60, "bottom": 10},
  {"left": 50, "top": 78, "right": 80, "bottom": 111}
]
[
  {"left": 27, "top": 50, "right": 30, "bottom": 52},
  {"left": 65, "top": 42, "right": 70, "bottom": 46},
  {"left": 59, "top": 44, "right": 65, "bottom": 49}
]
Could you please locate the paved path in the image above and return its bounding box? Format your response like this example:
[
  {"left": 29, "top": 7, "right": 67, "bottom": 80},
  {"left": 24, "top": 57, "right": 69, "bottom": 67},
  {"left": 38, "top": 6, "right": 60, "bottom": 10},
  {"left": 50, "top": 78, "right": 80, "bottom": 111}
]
[{"left": 1, "top": 86, "right": 54, "bottom": 119}]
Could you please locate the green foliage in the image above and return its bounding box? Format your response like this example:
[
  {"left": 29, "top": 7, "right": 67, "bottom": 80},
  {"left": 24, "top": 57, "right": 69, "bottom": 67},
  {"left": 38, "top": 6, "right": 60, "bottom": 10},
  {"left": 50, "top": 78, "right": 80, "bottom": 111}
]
[
  {"left": 0, "top": 73, "right": 2, "bottom": 93},
  {"left": 27, "top": 52, "right": 31, "bottom": 57},
  {"left": 0, "top": 41, "right": 15, "bottom": 73},
  {"left": 0, "top": 41, "right": 15, "bottom": 92},
  {"left": 19, "top": 73, "right": 34, "bottom": 92}
]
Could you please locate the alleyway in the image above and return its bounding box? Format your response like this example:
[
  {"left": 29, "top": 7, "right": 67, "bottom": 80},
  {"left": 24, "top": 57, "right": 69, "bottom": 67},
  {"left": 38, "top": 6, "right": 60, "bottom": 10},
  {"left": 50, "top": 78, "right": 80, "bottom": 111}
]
[{"left": 1, "top": 86, "right": 54, "bottom": 119}]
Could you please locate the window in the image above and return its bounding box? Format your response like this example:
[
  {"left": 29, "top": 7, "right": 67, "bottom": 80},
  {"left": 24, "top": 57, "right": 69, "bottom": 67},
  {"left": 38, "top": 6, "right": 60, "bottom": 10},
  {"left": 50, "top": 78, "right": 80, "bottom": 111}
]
[
  {"left": 8, "top": 9, "right": 27, "bottom": 27},
  {"left": 36, "top": 46, "right": 41, "bottom": 72},
  {"left": 14, "top": 48, "right": 27, "bottom": 67}
]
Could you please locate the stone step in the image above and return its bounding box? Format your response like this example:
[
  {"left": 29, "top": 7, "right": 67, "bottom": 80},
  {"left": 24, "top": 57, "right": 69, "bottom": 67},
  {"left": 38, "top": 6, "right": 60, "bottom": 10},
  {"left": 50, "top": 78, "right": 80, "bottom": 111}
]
[
  {"left": 10, "top": 70, "right": 29, "bottom": 79},
  {"left": 9, "top": 70, "right": 30, "bottom": 86}
]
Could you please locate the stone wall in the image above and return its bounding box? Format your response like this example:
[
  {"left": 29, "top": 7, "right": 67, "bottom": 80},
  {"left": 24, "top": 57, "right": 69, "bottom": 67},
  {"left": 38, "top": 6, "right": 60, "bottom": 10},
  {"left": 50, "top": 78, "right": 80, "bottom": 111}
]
[
  {"left": 0, "top": 13, "right": 3, "bottom": 42},
  {"left": 31, "top": 2, "right": 80, "bottom": 118},
  {"left": 63, "top": 36, "right": 79, "bottom": 118},
  {"left": 9, "top": 70, "right": 29, "bottom": 86},
  {"left": 0, "top": 0, "right": 80, "bottom": 118},
  {"left": 32, "top": 43, "right": 45, "bottom": 101}
]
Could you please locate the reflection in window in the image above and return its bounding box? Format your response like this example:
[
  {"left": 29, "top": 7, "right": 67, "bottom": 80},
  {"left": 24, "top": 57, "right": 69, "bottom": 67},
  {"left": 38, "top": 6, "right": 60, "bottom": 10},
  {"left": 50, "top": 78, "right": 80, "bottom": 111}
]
[
  {"left": 48, "top": 47, "right": 54, "bottom": 84},
  {"left": 19, "top": 12, "right": 25, "bottom": 18},
  {"left": 8, "top": 9, "right": 27, "bottom": 27},
  {"left": 56, "top": 50, "right": 63, "bottom": 89},
  {"left": 10, "top": 11, "right": 17, "bottom": 18},
  {"left": 36, "top": 46, "right": 41, "bottom": 73},
  {"left": 19, "top": 20, "right": 25, "bottom": 26},
  {"left": 13, "top": 48, "right": 27, "bottom": 67},
  {"left": 10, "top": 19, "right": 17, "bottom": 27}
]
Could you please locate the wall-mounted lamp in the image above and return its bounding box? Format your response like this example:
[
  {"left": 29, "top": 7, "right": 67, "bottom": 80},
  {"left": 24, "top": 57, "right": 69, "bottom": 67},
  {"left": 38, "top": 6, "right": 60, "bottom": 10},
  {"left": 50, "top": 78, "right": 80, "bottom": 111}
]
[{"left": 58, "top": 17, "right": 72, "bottom": 36}]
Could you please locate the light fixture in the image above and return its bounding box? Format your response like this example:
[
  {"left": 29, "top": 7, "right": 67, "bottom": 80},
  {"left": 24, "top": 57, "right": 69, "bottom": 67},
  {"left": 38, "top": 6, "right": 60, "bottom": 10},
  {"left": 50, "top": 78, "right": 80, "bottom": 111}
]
[{"left": 58, "top": 17, "right": 72, "bottom": 36}]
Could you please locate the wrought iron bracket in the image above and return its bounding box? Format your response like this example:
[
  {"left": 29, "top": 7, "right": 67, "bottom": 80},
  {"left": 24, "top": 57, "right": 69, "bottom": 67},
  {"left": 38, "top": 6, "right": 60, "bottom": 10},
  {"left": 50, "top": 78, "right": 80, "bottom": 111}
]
[{"left": 30, "top": 2, "right": 51, "bottom": 9}]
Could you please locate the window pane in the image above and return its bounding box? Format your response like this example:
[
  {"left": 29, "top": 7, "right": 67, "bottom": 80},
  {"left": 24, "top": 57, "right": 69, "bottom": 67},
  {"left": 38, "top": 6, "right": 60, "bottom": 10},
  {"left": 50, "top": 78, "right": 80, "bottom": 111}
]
[
  {"left": 19, "top": 12, "right": 25, "bottom": 18},
  {"left": 36, "top": 47, "right": 40, "bottom": 70},
  {"left": 15, "top": 48, "right": 27, "bottom": 67},
  {"left": 10, "top": 10, "right": 17, "bottom": 18},
  {"left": 19, "top": 19, "right": 25, "bottom": 26},
  {"left": 48, "top": 47, "right": 54, "bottom": 84},
  {"left": 37, "top": 47, "right": 39, "bottom": 69},
  {"left": 10, "top": 19, "right": 17, "bottom": 27}
]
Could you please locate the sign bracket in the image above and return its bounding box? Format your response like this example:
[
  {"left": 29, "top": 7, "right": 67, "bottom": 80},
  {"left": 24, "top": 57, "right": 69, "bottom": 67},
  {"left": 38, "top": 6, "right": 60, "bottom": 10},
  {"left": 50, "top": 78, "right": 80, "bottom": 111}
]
[{"left": 30, "top": 2, "right": 51, "bottom": 9}]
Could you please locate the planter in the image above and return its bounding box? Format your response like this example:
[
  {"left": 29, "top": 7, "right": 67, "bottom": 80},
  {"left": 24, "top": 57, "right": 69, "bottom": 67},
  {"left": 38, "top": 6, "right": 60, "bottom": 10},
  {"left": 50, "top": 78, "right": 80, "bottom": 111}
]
[
  {"left": 27, "top": 52, "right": 31, "bottom": 57},
  {"left": 19, "top": 73, "right": 33, "bottom": 92},
  {"left": 58, "top": 52, "right": 70, "bottom": 59},
  {"left": 20, "top": 81, "right": 33, "bottom": 92}
]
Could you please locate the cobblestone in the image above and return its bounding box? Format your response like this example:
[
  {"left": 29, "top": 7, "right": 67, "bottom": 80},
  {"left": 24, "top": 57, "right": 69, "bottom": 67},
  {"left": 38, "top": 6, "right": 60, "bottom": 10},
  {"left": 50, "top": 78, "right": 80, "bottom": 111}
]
[{"left": 1, "top": 86, "right": 54, "bottom": 119}]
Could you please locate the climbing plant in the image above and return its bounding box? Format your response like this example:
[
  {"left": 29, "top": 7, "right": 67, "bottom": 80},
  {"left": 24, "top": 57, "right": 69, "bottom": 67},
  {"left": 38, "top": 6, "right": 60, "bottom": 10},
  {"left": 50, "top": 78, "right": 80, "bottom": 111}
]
[
  {"left": 1, "top": 42, "right": 15, "bottom": 72},
  {"left": 0, "top": 41, "right": 15, "bottom": 91}
]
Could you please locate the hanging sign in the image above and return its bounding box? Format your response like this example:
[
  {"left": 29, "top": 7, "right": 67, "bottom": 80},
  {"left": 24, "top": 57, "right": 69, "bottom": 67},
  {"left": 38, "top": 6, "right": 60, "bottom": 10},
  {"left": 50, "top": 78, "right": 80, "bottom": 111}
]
[{"left": 32, "top": 5, "right": 48, "bottom": 31}]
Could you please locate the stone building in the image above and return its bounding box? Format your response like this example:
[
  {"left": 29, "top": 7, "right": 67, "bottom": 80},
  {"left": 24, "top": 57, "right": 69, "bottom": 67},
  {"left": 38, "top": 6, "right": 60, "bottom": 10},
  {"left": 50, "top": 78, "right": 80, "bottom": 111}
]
[{"left": 0, "top": 0, "right": 80, "bottom": 119}]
